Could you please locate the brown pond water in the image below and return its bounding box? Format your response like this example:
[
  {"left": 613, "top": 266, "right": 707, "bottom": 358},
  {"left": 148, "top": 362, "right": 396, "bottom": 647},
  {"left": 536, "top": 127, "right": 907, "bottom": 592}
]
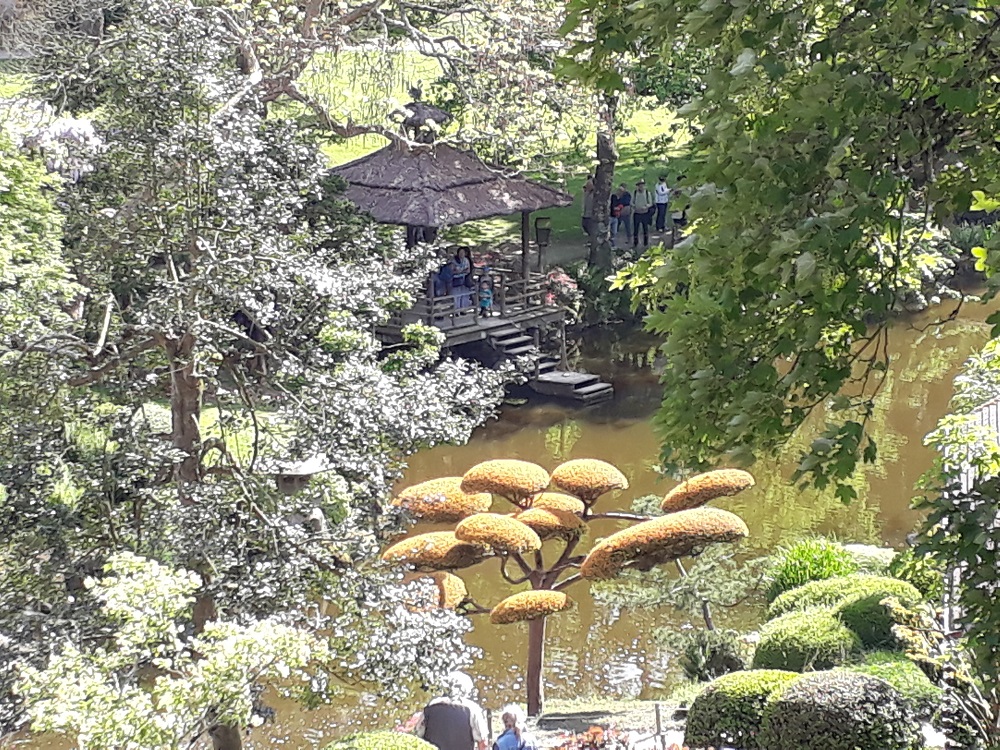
[{"left": 14, "top": 299, "right": 995, "bottom": 749}]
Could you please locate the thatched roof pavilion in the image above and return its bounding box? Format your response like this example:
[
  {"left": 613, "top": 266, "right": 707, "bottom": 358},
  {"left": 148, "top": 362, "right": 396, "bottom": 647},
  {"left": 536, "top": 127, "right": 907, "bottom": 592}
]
[{"left": 333, "top": 142, "right": 572, "bottom": 228}]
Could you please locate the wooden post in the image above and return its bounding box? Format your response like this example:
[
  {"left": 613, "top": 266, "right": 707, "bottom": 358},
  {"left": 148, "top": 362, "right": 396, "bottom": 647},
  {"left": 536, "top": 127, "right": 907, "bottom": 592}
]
[
  {"left": 532, "top": 328, "right": 541, "bottom": 380},
  {"left": 499, "top": 272, "right": 508, "bottom": 317},
  {"left": 426, "top": 275, "right": 434, "bottom": 325},
  {"left": 654, "top": 703, "right": 664, "bottom": 750},
  {"left": 559, "top": 318, "right": 568, "bottom": 370},
  {"left": 521, "top": 210, "right": 531, "bottom": 280}
]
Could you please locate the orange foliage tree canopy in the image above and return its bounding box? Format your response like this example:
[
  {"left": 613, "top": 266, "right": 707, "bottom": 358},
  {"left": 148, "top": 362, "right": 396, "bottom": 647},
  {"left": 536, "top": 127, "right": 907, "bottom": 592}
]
[{"left": 381, "top": 462, "right": 755, "bottom": 716}]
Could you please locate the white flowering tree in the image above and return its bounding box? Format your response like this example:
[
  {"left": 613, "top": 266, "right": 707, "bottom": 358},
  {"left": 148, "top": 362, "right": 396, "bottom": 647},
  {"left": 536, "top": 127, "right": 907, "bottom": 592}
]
[
  {"left": 18, "top": 552, "right": 324, "bottom": 750},
  {"left": 0, "top": 2, "right": 506, "bottom": 747}
]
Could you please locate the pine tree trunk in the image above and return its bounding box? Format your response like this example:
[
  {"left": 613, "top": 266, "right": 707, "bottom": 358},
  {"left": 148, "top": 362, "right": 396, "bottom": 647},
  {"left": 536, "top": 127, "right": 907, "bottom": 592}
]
[
  {"left": 589, "top": 95, "right": 618, "bottom": 270},
  {"left": 526, "top": 616, "right": 546, "bottom": 717}
]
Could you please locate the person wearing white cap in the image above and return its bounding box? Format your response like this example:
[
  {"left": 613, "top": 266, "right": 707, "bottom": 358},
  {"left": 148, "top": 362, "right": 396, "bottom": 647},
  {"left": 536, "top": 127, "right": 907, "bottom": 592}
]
[{"left": 416, "top": 672, "right": 488, "bottom": 750}]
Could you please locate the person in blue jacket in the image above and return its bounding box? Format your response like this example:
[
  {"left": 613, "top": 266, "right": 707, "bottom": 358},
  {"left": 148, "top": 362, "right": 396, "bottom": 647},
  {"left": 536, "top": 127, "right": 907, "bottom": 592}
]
[{"left": 493, "top": 705, "right": 537, "bottom": 750}]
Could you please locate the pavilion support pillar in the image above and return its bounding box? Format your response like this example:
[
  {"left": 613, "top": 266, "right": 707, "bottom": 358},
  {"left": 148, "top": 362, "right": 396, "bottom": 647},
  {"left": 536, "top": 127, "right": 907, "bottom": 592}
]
[{"left": 521, "top": 211, "right": 531, "bottom": 280}]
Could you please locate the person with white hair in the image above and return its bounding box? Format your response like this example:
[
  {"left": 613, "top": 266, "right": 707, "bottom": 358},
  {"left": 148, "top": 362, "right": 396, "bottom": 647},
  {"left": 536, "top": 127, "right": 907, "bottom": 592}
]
[
  {"left": 416, "top": 672, "right": 488, "bottom": 750},
  {"left": 493, "top": 705, "right": 537, "bottom": 750}
]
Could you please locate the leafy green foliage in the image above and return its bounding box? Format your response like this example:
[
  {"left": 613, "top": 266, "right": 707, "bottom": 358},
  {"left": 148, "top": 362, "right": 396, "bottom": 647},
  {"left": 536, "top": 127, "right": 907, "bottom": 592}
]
[
  {"left": 661, "top": 629, "right": 751, "bottom": 683},
  {"left": 834, "top": 594, "right": 918, "bottom": 650},
  {"left": 767, "top": 575, "right": 923, "bottom": 620},
  {"left": 684, "top": 669, "right": 799, "bottom": 750},
  {"left": 569, "top": 0, "right": 1000, "bottom": 491},
  {"left": 844, "top": 651, "right": 943, "bottom": 719},
  {"left": 18, "top": 553, "right": 323, "bottom": 750},
  {"left": 918, "top": 340, "right": 1000, "bottom": 743},
  {"left": 0, "top": 131, "right": 78, "bottom": 343},
  {"left": 625, "top": 46, "right": 708, "bottom": 109},
  {"left": 758, "top": 671, "right": 921, "bottom": 750},
  {"left": 1, "top": 0, "right": 506, "bottom": 736},
  {"left": 326, "top": 732, "right": 435, "bottom": 750},
  {"left": 766, "top": 539, "right": 860, "bottom": 603},
  {"left": 752, "top": 609, "right": 862, "bottom": 672}
]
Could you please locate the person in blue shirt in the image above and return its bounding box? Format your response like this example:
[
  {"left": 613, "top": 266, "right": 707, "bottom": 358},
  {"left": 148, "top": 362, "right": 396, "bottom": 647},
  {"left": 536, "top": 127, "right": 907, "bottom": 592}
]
[
  {"left": 493, "top": 705, "right": 537, "bottom": 750},
  {"left": 478, "top": 279, "right": 493, "bottom": 317}
]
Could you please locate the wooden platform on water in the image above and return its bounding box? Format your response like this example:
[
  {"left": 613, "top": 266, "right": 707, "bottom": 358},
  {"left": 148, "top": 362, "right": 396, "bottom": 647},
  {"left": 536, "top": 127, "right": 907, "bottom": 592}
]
[
  {"left": 376, "top": 269, "right": 614, "bottom": 404},
  {"left": 529, "top": 370, "right": 614, "bottom": 404}
]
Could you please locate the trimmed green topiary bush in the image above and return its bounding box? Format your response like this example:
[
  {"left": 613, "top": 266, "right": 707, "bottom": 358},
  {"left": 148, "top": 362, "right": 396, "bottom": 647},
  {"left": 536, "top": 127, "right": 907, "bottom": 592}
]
[
  {"left": 758, "top": 671, "right": 922, "bottom": 750},
  {"left": 752, "top": 609, "right": 862, "bottom": 672},
  {"left": 845, "top": 651, "right": 943, "bottom": 718},
  {"left": 326, "top": 732, "right": 436, "bottom": 750},
  {"left": 767, "top": 574, "right": 923, "bottom": 619},
  {"left": 888, "top": 547, "right": 945, "bottom": 601},
  {"left": 834, "top": 590, "right": 921, "bottom": 648},
  {"left": 766, "top": 539, "right": 860, "bottom": 602},
  {"left": 684, "top": 669, "right": 799, "bottom": 750},
  {"left": 842, "top": 543, "right": 897, "bottom": 574}
]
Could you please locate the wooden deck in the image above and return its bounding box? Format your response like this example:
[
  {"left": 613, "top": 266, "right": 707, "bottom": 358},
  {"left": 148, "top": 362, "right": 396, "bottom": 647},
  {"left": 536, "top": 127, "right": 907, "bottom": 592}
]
[{"left": 376, "top": 267, "right": 615, "bottom": 404}]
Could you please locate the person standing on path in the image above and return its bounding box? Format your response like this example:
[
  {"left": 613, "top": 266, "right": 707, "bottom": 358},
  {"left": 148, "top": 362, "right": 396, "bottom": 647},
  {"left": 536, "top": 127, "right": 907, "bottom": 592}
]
[
  {"left": 581, "top": 176, "right": 595, "bottom": 238},
  {"left": 654, "top": 175, "right": 671, "bottom": 233},
  {"left": 632, "top": 178, "right": 653, "bottom": 250},
  {"left": 416, "top": 672, "right": 488, "bottom": 750},
  {"left": 610, "top": 183, "right": 632, "bottom": 249}
]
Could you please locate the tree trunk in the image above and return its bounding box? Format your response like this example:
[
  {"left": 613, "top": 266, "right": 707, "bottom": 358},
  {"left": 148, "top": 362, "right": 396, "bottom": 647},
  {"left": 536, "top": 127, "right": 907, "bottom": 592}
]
[
  {"left": 210, "top": 723, "right": 243, "bottom": 750},
  {"left": 526, "top": 616, "right": 546, "bottom": 716},
  {"left": 168, "top": 332, "right": 202, "bottom": 499},
  {"left": 589, "top": 94, "right": 618, "bottom": 270}
]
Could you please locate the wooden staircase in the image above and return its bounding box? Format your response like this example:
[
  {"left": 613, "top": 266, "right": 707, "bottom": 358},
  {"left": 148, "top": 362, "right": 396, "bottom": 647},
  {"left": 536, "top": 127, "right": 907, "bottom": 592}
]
[{"left": 485, "top": 324, "right": 614, "bottom": 405}]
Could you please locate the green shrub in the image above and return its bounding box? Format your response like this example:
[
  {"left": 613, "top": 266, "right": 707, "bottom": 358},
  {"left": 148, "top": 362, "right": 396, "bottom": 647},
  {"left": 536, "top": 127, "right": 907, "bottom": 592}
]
[
  {"left": 888, "top": 548, "right": 945, "bottom": 601},
  {"left": 684, "top": 669, "right": 799, "bottom": 750},
  {"left": 665, "top": 629, "right": 751, "bottom": 682},
  {"left": 766, "top": 539, "right": 859, "bottom": 602},
  {"left": 834, "top": 589, "right": 922, "bottom": 649},
  {"left": 758, "top": 671, "right": 922, "bottom": 750},
  {"left": 752, "top": 609, "right": 862, "bottom": 672},
  {"left": 326, "top": 732, "right": 436, "bottom": 750},
  {"left": 767, "top": 574, "right": 924, "bottom": 619},
  {"left": 845, "top": 651, "right": 943, "bottom": 718},
  {"left": 843, "top": 543, "right": 897, "bottom": 574}
]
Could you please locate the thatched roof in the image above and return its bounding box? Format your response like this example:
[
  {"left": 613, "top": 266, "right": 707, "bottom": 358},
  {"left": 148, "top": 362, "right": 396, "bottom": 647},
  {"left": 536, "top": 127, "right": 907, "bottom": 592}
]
[{"left": 332, "top": 142, "right": 572, "bottom": 227}]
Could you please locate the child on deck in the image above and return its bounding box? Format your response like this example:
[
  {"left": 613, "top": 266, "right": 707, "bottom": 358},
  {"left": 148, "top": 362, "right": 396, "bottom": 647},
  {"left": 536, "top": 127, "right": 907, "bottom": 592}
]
[{"left": 478, "top": 279, "right": 493, "bottom": 317}]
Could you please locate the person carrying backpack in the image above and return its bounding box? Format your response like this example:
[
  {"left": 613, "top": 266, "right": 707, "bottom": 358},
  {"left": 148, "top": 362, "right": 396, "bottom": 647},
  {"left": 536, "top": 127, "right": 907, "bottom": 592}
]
[
  {"left": 632, "top": 178, "right": 654, "bottom": 250},
  {"left": 493, "top": 705, "right": 537, "bottom": 750}
]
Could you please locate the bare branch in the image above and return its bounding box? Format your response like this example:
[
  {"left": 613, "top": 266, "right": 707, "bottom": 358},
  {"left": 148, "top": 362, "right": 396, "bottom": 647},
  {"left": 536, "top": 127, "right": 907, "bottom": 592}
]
[{"left": 587, "top": 511, "right": 652, "bottom": 523}]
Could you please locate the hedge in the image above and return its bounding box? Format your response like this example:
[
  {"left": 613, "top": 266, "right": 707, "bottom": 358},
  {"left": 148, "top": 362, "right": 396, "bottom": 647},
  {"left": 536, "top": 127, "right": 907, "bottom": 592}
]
[
  {"left": 845, "top": 651, "right": 943, "bottom": 718},
  {"left": 767, "top": 574, "right": 923, "bottom": 620},
  {"left": 752, "top": 609, "right": 862, "bottom": 672},
  {"left": 684, "top": 669, "right": 799, "bottom": 750},
  {"left": 758, "top": 671, "right": 922, "bottom": 750}
]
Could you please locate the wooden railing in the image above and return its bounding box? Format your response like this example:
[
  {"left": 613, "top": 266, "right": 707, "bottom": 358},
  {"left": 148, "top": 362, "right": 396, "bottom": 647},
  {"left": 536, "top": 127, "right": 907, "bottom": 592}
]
[{"left": 383, "top": 268, "right": 551, "bottom": 330}]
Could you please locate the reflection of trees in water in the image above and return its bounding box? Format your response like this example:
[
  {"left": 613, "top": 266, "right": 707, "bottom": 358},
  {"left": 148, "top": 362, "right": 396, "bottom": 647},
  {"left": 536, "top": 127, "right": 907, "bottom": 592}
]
[{"left": 545, "top": 420, "right": 582, "bottom": 461}]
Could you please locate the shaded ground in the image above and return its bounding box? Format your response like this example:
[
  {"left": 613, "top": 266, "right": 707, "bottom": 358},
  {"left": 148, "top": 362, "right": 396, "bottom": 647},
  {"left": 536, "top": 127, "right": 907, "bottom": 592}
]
[{"left": 525, "top": 699, "right": 685, "bottom": 749}]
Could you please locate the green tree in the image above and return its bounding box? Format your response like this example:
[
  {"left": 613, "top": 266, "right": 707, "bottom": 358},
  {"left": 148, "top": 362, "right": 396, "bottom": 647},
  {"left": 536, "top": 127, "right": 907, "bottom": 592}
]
[
  {"left": 1, "top": 1, "right": 506, "bottom": 745},
  {"left": 567, "top": 0, "right": 1000, "bottom": 489}
]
